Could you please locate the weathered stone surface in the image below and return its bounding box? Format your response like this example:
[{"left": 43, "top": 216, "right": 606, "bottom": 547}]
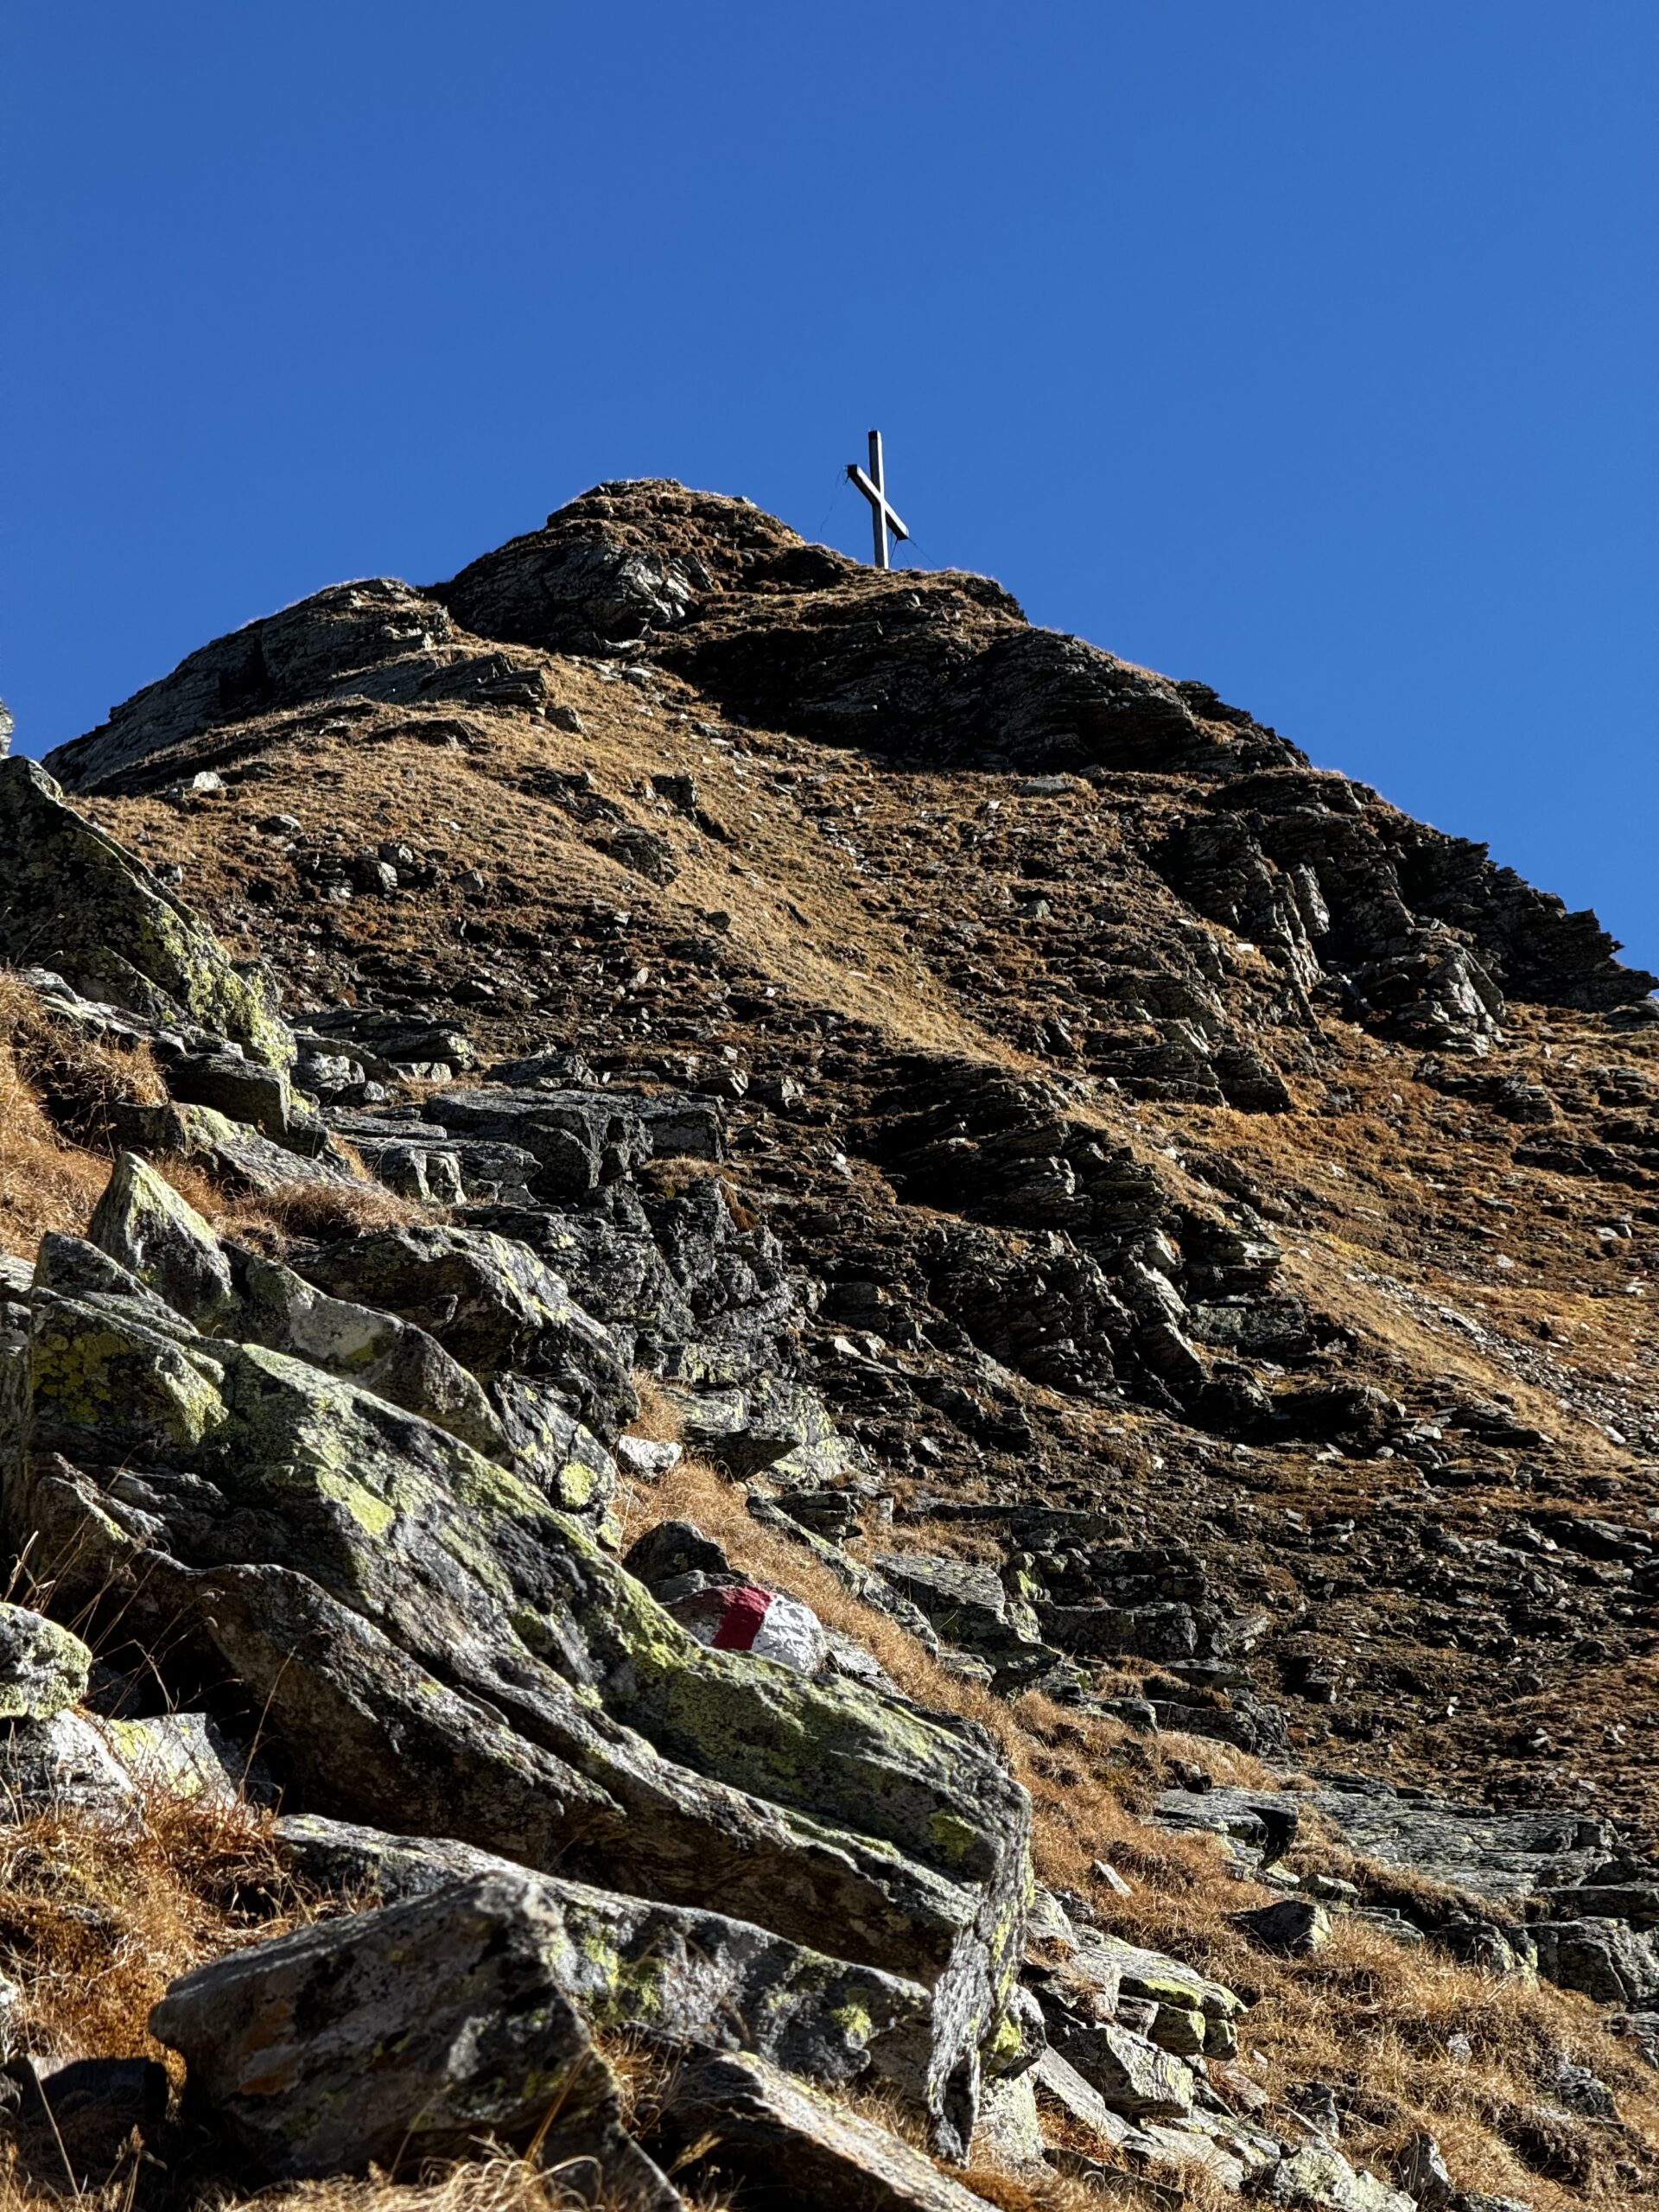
[
  {"left": 423, "top": 1086, "right": 653, "bottom": 1198},
  {"left": 88, "top": 1153, "right": 238, "bottom": 1330},
  {"left": 111, "top": 1101, "right": 361, "bottom": 1194},
  {"left": 1231, "top": 1898, "right": 1332, "bottom": 1957},
  {"left": 0, "top": 1710, "right": 138, "bottom": 1818},
  {"left": 273, "top": 1810, "right": 524, "bottom": 1901},
  {"left": 212, "top": 1848, "right": 936, "bottom": 2102},
  {"left": 1531, "top": 1918, "right": 1659, "bottom": 2008},
  {"left": 649, "top": 2047, "right": 995, "bottom": 2212},
  {"left": 0, "top": 1705, "right": 245, "bottom": 1818},
  {"left": 234, "top": 1249, "right": 505, "bottom": 1457},
  {"left": 0, "top": 759, "right": 291, "bottom": 1065},
  {"left": 0, "top": 1603, "right": 91, "bottom": 1721},
  {"left": 1028, "top": 2044, "right": 1147, "bottom": 2152},
  {"left": 44, "top": 580, "right": 467, "bottom": 792},
  {"left": 1395, "top": 2130, "right": 1455, "bottom": 2209},
  {"left": 874, "top": 1552, "right": 1037, "bottom": 1656},
  {"left": 1042, "top": 2016, "right": 1194, "bottom": 2119},
  {"left": 151, "top": 1872, "right": 678, "bottom": 2199},
  {"left": 971, "top": 2071, "right": 1046, "bottom": 2171},
  {"left": 298, "top": 1224, "right": 638, "bottom": 1439},
  {"left": 164, "top": 1052, "right": 301, "bottom": 1145},
  {"left": 11, "top": 1278, "right": 1030, "bottom": 2149},
  {"left": 1262, "top": 2139, "right": 1414, "bottom": 2212}
]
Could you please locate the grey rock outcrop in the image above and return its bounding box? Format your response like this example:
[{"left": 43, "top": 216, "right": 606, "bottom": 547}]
[
  {"left": 0, "top": 1604, "right": 91, "bottom": 1721},
  {"left": 8, "top": 1166, "right": 1032, "bottom": 2154},
  {"left": 151, "top": 1871, "right": 679, "bottom": 2201},
  {"left": 0, "top": 760, "right": 291, "bottom": 1065}
]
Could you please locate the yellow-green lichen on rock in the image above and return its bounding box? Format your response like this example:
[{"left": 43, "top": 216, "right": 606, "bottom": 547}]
[
  {"left": 10, "top": 1259, "right": 1030, "bottom": 2161},
  {"left": 0, "top": 758, "right": 294, "bottom": 1068}
]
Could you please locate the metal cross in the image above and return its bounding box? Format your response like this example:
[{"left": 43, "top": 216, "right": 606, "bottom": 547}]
[{"left": 847, "top": 429, "right": 909, "bottom": 570}]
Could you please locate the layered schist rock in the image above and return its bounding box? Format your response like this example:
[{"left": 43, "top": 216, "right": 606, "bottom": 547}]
[{"left": 2, "top": 1146, "right": 1030, "bottom": 2159}]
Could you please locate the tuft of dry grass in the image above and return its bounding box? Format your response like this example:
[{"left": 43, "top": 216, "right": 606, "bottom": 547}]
[
  {"left": 626, "top": 1376, "right": 686, "bottom": 1446},
  {"left": 217, "top": 1180, "right": 435, "bottom": 1247},
  {"left": 0, "top": 1792, "right": 317, "bottom": 2071},
  {"left": 0, "top": 977, "right": 143, "bottom": 1260},
  {"left": 0, "top": 2148, "right": 735, "bottom": 2212},
  {"left": 0, "top": 973, "right": 168, "bottom": 1155}
]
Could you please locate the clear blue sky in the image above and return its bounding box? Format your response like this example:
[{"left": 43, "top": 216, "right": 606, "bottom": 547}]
[{"left": 4, "top": 3, "right": 1656, "bottom": 970}]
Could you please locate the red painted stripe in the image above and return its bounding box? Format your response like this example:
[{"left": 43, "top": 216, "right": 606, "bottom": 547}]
[{"left": 711, "top": 1584, "right": 773, "bottom": 1651}]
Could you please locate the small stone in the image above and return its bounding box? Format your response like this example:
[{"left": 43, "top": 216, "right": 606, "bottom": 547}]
[
  {"left": 1301, "top": 1872, "right": 1360, "bottom": 1903},
  {"left": 1231, "top": 1897, "right": 1332, "bottom": 1956},
  {"left": 14, "top": 2056, "right": 169, "bottom": 2179},
  {"left": 348, "top": 853, "right": 399, "bottom": 895},
  {"left": 1287, "top": 2079, "right": 1341, "bottom": 2137},
  {"left": 615, "top": 1437, "right": 683, "bottom": 1480}
]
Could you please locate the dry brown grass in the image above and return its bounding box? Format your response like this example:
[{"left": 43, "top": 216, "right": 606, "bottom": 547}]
[
  {"left": 627, "top": 1376, "right": 686, "bottom": 1446},
  {"left": 217, "top": 1180, "right": 435, "bottom": 1247},
  {"left": 0, "top": 977, "right": 147, "bottom": 1260},
  {"left": 0, "top": 1793, "right": 315, "bottom": 2071},
  {"left": 0, "top": 973, "right": 168, "bottom": 1152},
  {"left": 0, "top": 2148, "right": 733, "bottom": 2212}
]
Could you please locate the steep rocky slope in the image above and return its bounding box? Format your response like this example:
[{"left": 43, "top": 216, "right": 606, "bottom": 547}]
[{"left": 4, "top": 480, "right": 1659, "bottom": 2210}]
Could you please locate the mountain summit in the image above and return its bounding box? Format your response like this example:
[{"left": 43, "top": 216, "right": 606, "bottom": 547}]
[{"left": 4, "top": 484, "right": 1659, "bottom": 2209}]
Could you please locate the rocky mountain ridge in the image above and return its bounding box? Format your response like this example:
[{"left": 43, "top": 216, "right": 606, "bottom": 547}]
[{"left": 3, "top": 480, "right": 1659, "bottom": 2209}]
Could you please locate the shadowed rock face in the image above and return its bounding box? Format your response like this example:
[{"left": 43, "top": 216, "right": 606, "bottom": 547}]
[{"left": 431, "top": 480, "right": 1276, "bottom": 776}]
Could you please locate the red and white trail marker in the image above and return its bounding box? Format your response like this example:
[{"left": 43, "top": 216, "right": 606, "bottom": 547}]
[{"left": 666, "top": 1581, "right": 828, "bottom": 1676}]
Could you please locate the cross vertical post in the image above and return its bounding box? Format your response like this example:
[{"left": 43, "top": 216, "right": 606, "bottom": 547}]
[
  {"left": 868, "top": 429, "right": 889, "bottom": 569},
  {"left": 846, "top": 429, "right": 910, "bottom": 570}
]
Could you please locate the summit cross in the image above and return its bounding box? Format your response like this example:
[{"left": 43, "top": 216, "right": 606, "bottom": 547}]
[{"left": 846, "top": 429, "right": 909, "bottom": 570}]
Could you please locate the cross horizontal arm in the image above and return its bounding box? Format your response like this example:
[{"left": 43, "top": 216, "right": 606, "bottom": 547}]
[{"left": 845, "top": 464, "right": 910, "bottom": 542}]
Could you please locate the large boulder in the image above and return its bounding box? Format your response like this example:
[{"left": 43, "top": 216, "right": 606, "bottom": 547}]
[
  {"left": 246, "top": 1837, "right": 934, "bottom": 2094},
  {"left": 7, "top": 1269, "right": 1031, "bottom": 2152},
  {"left": 87, "top": 1154, "right": 238, "bottom": 1330},
  {"left": 151, "top": 1871, "right": 677, "bottom": 2201},
  {"left": 232, "top": 1250, "right": 506, "bottom": 1459},
  {"left": 81, "top": 1161, "right": 610, "bottom": 1509},
  {"left": 0, "top": 759, "right": 291, "bottom": 1066}
]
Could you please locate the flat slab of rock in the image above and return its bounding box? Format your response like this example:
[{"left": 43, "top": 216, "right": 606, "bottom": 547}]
[
  {"left": 150, "top": 1869, "right": 677, "bottom": 2202},
  {"left": 273, "top": 1812, "right": 523, "bottom": 1903},
  {"left": 268, "top": 1821, "right": 934, "bottom": 2094},
  {"left": 1155, "top": 1779, "right": 1623, "bottom": 1909},
  {"left": 652, "top": 2048, "right": 995, "bottom": 2211}
]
